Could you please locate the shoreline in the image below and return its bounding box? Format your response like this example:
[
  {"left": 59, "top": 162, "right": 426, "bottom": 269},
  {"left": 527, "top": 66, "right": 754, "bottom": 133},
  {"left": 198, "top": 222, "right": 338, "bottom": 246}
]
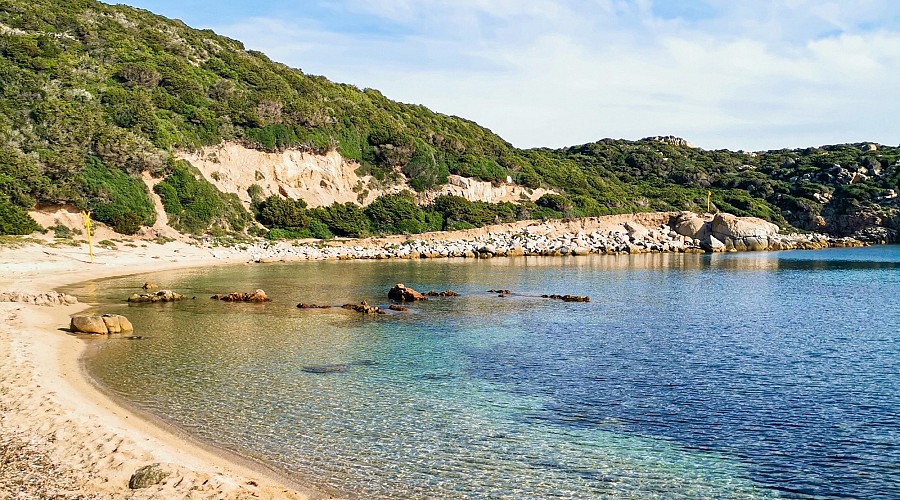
[
  {"left": 0, "top": 241, "right": 327, "bottom": 498},
  {"left": 0, "top": 211, "right": 879, "bottom": 497}
]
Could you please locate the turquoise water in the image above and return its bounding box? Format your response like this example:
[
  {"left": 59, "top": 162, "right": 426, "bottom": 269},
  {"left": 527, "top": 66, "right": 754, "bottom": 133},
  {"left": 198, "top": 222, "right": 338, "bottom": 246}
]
[{"left": 73, "top": 247, "right": 900, "bottom": 498}]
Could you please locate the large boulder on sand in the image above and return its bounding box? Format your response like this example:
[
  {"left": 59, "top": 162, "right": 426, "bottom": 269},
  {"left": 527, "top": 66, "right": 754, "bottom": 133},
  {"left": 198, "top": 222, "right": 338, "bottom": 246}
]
[
  {"left": 710, "top": 213, "right": 779, "bottom": 239},
  {"left": 70, "top": 314, "right": 133, "bottom": 334},
  {"left": 388, "top": 283, "right": 426, "bottom": 302}
]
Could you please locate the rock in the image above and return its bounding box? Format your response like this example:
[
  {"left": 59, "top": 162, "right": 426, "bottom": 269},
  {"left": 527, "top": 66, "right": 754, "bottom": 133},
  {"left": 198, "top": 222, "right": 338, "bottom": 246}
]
[
  {"left": 710, "top": 213, "right": 779, "bottom": 240},
  {"left": 624, "top": 221, "right": 650, "bottom": 240},
  {"left": 743, "top": 236, "right": 769, "bottom": 251},
  {"left": 211, "top": 289, "right": 270, "bottom": 303},
  {"left": 70, "top": 315, "right": 108, "bottom": 334},
  {"left": 388, "top": 283, "right": 426, "bottom": 302},
  {"left": 389, "top": 304, "right": 408, "bottom": 311},
  {"left": 341, "top": 301, "right": 385, "bottom": 315},
  {"left": 543, "top": 294, "right": 590, "bottom": 303},
  {"left": 128, "top": 290, "right": 185, "bottom": 303},
  {"left": 425, "top": 290, "right": 460, "bottom": 297},
  {"left": 0, "top": 291, "right": 78, "bottom": 306},
  {"left": 128, "top": 464, "right": 170, "bottom": 489},
  {"left": 142, "top": 282, "right": 158, "bottom": 290},
  {"left": 488, "top": 289, "right": 512, "bottom": 295},
  {"left": 297, "top": 303, "right": 332, "bottom": 309},
  {"left": 70, "top": 314, "right": 133, "bottom": 335},
  {"left": 701, "top": 235, "right": 727, "bottom": 252},
  {"left": 672, "top": 212, "right": 709, "bottom": 239}
]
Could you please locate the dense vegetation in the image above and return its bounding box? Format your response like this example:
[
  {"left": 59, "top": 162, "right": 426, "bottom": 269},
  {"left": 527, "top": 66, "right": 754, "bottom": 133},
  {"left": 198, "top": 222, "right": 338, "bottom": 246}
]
[{"left": 0, "top": 0, "right": 897, "bottom": 237}]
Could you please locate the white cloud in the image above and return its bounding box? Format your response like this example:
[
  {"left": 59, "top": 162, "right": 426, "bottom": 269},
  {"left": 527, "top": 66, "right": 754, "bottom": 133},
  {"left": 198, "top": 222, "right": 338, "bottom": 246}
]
[{"left": 212, "top": 0, "right": 900, "bottom": 150}]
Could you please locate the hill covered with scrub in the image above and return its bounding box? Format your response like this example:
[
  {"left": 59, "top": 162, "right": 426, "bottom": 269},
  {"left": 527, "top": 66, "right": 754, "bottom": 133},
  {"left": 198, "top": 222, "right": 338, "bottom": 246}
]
[{"left": 0, "top": 0, "right": 898, "bottom": 240}]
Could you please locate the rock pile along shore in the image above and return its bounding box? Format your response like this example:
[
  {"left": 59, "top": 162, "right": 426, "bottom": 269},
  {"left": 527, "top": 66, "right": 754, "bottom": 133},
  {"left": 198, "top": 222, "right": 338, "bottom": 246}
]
[
  {"left": 237, "top": 212, "right": 868, "bottom": 263},
  {"left": 0, "top": 291, "right": 78, "bottom": 306}
]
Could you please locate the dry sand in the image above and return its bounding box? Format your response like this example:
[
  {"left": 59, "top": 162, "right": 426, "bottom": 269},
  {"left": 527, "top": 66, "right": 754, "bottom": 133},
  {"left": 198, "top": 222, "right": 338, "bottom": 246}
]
[{"left": 0, "top": 236, "right": 328, "bottom": 499}]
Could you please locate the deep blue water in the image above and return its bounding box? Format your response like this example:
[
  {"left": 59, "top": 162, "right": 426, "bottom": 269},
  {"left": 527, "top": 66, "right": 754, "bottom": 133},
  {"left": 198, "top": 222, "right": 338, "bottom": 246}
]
[{"left": 74, "top": 246, "right": 900, "bottom": 498}]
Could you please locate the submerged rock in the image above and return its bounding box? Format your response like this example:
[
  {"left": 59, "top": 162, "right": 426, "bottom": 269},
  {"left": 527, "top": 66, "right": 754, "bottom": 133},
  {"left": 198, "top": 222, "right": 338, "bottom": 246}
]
[
  {"left": 302, "top": 364, "right": 350, "bottom": 374},
  {"left": 297, "top": 303, "right": 332, "bottom": 309},
  {"left": 389, "top": 304, "right": 408, "bottom": 311},
  {"left": 425, "top": 290, "right": 460, "bottom": 297},
  {"left": 388, "top": 283, "right": 426, "bottom": 302}
]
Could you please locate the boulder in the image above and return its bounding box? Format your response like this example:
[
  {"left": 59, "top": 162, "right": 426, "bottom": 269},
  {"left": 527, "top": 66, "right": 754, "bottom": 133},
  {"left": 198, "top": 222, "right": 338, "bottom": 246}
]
[
  {"left": 701, "top": 235, "right": 727, "bottom": 252},
  {"left": 743, "top": 236, "right": 769, "bottom": 251},
  {"left": 624, "top": 221, "right": 650, "bottom": 241},
  {"left": 128, "top": 464, "right": 170, "bottom": 489},
  {"left": 70, "top": 315, "right": 108, "bottom": 334},
  {"left": 142, "top": 282, "right": 158, "bottom": 290},
  {"left": 710, "top": 213, "right": 779, "bottom": 240},
  {"left": 211, "top": 289, "right": 270, "bottom": 303},
  {"left": 388, "top": 284, "right": 426, "bottom": 302},
  {"left": 70, "top": 314, "right": 133, "bottom": 335},
  {"left": 672, "top": 212, "right": 709, "bottom": 239},
  {"left": 426, "top": 290, "right": 460, "bottom": 297},
  {"left": 128, "top": 290, "right": 185, "bottom": 303},
  {"left": 341, "top": 301, "right": 385, "bottom": 315}
]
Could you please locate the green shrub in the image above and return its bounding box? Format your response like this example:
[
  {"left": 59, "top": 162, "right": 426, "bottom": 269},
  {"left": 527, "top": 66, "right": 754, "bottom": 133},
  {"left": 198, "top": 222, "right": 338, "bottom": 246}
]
[
  {"left": 78, "top": 157, "right": 156, "bottom": 235},
  {"left": 247, "top": 184, "right": 264, "bottom": 204},
  {"left": 155, "top": 161, "right": 250, "bottom": 234},
  {"left": 0, "top": 199, "right": 41, "bottom": 235},
  {"left": 52, "top": 224, "right": 72, "bottom": 238},
  {"left": 536, "top": 194, "right": 573, "bottom": 215},
  {"left": 255, "top": 194, "right": 309, "bottom": 230},
  {"left": 403, "top": 143, "right": 450, "bottom": 191},
  {"left": 364, "top": 191, "right": 438, "bottom": 234},
  {"left": 311, "top": 202, "right": 370, "bottom": 237}
]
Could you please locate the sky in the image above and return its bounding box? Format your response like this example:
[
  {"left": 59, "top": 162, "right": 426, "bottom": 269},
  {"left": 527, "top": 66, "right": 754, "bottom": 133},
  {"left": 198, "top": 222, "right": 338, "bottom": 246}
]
[{"left": 112, "top": 1, "right": 900, "bottom": 151}]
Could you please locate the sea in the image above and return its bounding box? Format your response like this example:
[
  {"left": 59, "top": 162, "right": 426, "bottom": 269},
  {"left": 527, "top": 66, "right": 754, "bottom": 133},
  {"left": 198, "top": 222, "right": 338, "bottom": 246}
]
[{"left": 69, "top": 246, "right": 900, "bottom": 499}]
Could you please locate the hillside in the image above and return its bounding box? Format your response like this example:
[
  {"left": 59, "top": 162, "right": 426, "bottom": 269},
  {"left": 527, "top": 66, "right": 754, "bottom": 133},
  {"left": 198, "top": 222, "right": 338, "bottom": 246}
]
[{"left": 0, "top": 0, "right": 897, "bottom": 240}]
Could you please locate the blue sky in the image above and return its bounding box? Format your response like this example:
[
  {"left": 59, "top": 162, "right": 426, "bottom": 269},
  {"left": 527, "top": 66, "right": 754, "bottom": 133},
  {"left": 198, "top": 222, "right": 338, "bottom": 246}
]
[{"left": 113, "top": 1, "right": 900, "bottom": 151}]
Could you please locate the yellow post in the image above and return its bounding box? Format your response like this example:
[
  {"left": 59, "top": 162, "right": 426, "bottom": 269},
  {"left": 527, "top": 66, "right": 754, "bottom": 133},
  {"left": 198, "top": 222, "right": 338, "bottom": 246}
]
[
  {"left": 82, "top": 211, "right": 94, "bottom": 264},
  {"left": 707, "top": 191, "right": 712, "bottom": 213}
]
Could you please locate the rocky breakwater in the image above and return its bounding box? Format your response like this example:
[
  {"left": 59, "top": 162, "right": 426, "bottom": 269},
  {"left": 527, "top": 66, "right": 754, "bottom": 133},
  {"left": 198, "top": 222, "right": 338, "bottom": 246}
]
[{"left": 237, "top": 212, "right": 867, "bottom": 263}]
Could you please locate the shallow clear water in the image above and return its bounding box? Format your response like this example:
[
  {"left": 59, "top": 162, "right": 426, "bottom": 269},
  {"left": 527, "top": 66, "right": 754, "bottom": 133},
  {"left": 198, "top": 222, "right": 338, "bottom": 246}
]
[{"left": 72, "top": 247, "right": 900, "bottom": 499}]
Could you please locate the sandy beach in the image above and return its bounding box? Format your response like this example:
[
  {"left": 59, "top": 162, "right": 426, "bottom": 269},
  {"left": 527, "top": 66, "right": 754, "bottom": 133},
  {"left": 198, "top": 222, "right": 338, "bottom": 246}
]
[{"left": 0, "top": 237, "right": 326, "bottom": 499}]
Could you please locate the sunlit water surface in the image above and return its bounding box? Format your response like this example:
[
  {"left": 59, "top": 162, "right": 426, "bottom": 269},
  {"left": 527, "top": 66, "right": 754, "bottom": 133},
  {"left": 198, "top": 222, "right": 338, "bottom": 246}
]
[{"left": 71, "top": 247, "right": 900, "bottom": 498}]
